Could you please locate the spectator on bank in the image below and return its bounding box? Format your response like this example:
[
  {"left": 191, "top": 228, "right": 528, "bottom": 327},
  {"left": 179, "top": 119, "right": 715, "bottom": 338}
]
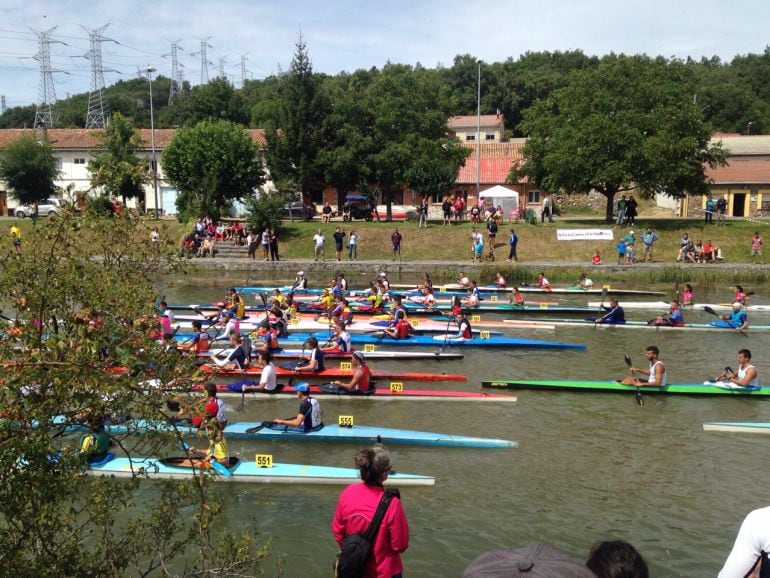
[
  {"left": 705, "top": 195, "right": 715, "bottom": 224},
  {"left": 676, "top": 233, "right": 690, "bottom": 262},
  {"left": 640, "top": 226, "right": 659, "bottom": 262},
  {"left": 442, "top": 196, "right": 452, "bottom": 226},
  {"left": 625, "top": 194, "right": 638, "bottom": 225},
  {"left": 260, "top": 228, "right": 270, "bottom": 260},
  {"left": 463, "top": 543, "right": 596, "bottom": 578},
  {"left": 751, "top": 231, "right": 763, "bottom": 264},
  {"left": 332, "top": 227, "right": 346, "bottom": 261},
  {"left": 313, "top": 229, "right": 325, "bottom": 262},
  {"left": 592, "top": 250, "right": 602, "bottom": 265},
  {"left": 269, "top": 228, "right": 279, "bottom": 261},
  {"left": 615, "top": 195, "right": 627, "bottom": 225},
  {"left": 322, "top": 202, "right": 333, "bottom": 223},
  {"left": 718, "top": 505, "right": 770, "bottom": 578},
  {"left": 716, "top": 195, "right": 728, "bottom": 224},
  {"left": 418, "top": 196, "right": 429, "bottom": 228},
  {"left": 507, "top": 229, "right": 518, "bottom": 262},
  {"left": 348, "top": 229, "right": 358, "bottom": 261},
  {"left": 453, "top": 196, "right": 465, "bottom": 222}
]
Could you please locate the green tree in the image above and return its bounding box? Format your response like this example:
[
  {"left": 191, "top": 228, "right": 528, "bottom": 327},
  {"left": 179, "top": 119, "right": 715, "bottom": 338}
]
[
  {"left": 161, "top": 78, "right": 249, "bottom": 128},
  {"left": 162, "top": 119, "right": 265, "bottom": 221},
  {"left": 514, "top": 54, "right": 727, "bottom": 221},
  {"left": 87, "top": 113, "right": 150, "bottom": 207},
  {"left": 0, "top": 133, "right": 60, "bottom": 211},
  {"left": 264, "top": 34, "right": 330, "bottom": 203},
  {"left": 0, "top": 214, "right": 270, "bottom": 575}
]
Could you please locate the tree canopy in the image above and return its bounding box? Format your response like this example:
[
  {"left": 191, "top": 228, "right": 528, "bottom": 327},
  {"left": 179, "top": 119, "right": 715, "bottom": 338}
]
[
  {"left": 0, "top": 214, "right": 268, "bottom": 575},
  {"left": 87, "top": 112, "right": 150, "bottom": 206},
  {"left": 0, "top": 133, "right": 60, "bottom": 207},
  {"left": 514, "top": 54, "right": 727, "bottom": 220},
  {"left": 162, "top": 119, "right": 265, "bottom": 220}
]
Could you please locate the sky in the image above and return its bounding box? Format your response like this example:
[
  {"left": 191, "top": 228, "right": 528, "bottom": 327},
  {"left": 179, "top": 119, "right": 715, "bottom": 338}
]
[{"left": 1, "top": 0, "right": 769, "bottom": 110}]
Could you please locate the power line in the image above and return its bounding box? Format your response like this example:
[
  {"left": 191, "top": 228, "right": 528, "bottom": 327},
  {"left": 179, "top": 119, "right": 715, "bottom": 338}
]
[
  {"left": 83, "top": 23, "right": 115, "bottom": 129},
  {"left": 32, "top": 26, "right": 65, "bottom": 127}
]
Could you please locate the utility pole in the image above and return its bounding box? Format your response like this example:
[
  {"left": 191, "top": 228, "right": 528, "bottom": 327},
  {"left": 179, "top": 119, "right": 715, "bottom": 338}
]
[
  {"left": 33, "top": 26, "right": 63, "bottom": 128},
  {"left": 1, "top": 95, "right": 5, "bottom": 115},
  {"left": 191, "top": 37, "right": 212, "bottom": 85},
  {"left": 475, "top": 61, "right": 481, "bottom": 201},
  {"left": 145, "top": 66, "right": 159, "bottom": 219},
  {"left": 83, "top": 23, "right": 114, "bottom": 129},
  {"left": 168, "top": 40, "right": 182, "bottom": 105}
]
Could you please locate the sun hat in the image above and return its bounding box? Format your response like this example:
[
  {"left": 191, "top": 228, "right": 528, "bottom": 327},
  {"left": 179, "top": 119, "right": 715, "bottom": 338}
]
[{"left": 462, "top": 544, "right": 597, "bottom": 578}]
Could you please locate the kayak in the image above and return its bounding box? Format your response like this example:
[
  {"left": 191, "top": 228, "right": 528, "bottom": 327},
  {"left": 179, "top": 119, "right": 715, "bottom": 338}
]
[
  {"left": 85, "top": 454, "right": 434, "bottom": 486},
  {"left": 703, "top": 422, "right": 770, "bottom": 434},
  {"left": 481, "top": 379, "right": 770, "bottom": 397},
  {"left": 199, "top": 381, "right": 519, "bottom": 403},
  {"left": 390, "top": 283, "right": 665, "bottom": 296},
  {"left": 588, "top": 301, "right": 770, "bottom": 312},
  {"left": 56, "top": 417, "right": 516, "bottom": 448},
  {"left": 175, "top": 331, "right": 585, "bottom": 350},
  {"left": 501, "top": 318, "right": 770, "bottom": 332},
  {"left": 200, "top": 364, "right": 467, "bottom": 382}
]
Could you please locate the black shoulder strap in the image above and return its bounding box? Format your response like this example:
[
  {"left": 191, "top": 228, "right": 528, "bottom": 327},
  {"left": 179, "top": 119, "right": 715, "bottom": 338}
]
[{"left": 361, "top": 490, "right": 395, "bottom": 543}]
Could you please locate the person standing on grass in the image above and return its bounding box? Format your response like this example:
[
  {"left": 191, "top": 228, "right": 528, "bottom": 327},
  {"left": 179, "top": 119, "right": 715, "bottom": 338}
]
[
  {"left": 269, "top": 228, "right": 279, "bottom": 261},
  {"left": 751, "top": 232, "right": 763, "bottom": 263},
  {"left": 260, "top": 228, "right": 270, "bottom": 260},
  {"left": 486, "top": 215, "right": 499, "bottom": 257},
  {"left": 418, "top": 197, "right": 429, "bottom": 228},
  {"left": 348, "top": 229, "right": 358, "bottom": 260},
  {"left": 10, "top": 223, "right": 21, "bottom": 254},
  {"left": 705, "top": 195, "right": 715, "bottom": 224},
  {"left": 332, "top": 226, "right": 346, "bottom": 261},
  {"left": 716, "top": 195, "right": 727, "bottom": 224},
  {"left": 442, "top": 196, "right": 452, "bottom": 226},
  {"left": 615, "top": 195, "right": 627, "bottom": 225},
  {"left": 506, "top": 228, "right": 518, "bottom": 262},
  {"left": 313, "top": 229, "right": 325, "bottom": 262},
  {"left": 391, "top": 228, "right": 402, "bottom": 261},
  {"left": 625, "top": 194, "right": 638, "bottom": 225},
  {"left": 640, "top": 226, "right": 659, "bottom": 263}
]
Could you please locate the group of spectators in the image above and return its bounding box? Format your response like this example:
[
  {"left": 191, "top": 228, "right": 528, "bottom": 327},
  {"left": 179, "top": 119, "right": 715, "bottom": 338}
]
[
  {"left": 178, "top": 216, "right": 248, "bottom": 258},
  {"left": 675, "top": 232, "right": 722, "bottom": 264}
]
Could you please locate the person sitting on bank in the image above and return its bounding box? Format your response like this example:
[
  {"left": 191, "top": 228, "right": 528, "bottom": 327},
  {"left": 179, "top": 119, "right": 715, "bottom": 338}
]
[
  {"left": 328, "top": 351, "right": 373, "bottom": 394},
  {"left": 715, "top": 349, "right": 758, "bottom": 389},
  {"left": 295, "top": 337, "right": 325, "bottom": 372},
  {"left": 620, "top": 345, "right": 666, "bottom": 387},
  {"left": 651, "top": 300, "right": 684, "bottom": 327},
  {"left": 721, "top": 302, "right": 749, "bottom": 333},
  {"left": 595, "top": 298, "right": 626, "bottom": 324},
  {"left": 268, "top": 382, "right": 323, "bottom": 432}
]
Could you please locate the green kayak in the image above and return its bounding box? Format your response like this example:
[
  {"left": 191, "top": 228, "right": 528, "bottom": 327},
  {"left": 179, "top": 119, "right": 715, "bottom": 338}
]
[{"left": 481, "top": 379, "right": 770, "bottom": 397}]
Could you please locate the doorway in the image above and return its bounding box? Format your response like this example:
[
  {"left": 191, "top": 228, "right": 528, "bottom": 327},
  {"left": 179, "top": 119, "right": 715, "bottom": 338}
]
[{"left": 732, "top": 193, "right": 746, "bottom": 217}]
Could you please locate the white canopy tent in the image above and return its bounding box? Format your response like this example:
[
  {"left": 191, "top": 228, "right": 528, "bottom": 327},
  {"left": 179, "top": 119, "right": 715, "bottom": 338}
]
[{"left": 479, "top": 185, "right": 520, "bottom": 217}]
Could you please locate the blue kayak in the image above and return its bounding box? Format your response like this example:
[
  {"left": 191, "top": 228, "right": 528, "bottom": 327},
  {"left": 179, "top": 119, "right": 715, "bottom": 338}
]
[
  {"left": 85, "top": 454, "right": 434, "bottom": 485},
  {"left": 175, "top": 331, "right": 586, "bottom": 350},
  {"left": 55, "top": 417, "right": 516, "bottom": 448}
]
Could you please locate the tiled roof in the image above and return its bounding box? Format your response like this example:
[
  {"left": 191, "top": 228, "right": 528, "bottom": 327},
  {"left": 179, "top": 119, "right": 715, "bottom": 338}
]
[
  {"left": 710, "top": 134, "right": 770, "bottom": 156},
  {"left": 448, "top": 114, "right": 502, "bottom": 129},
  {"left": 456, "top": 142, "right": 526, "bottom": 184},
  {"left": 0, "top": 127, "right": 267, "bottom": 150},
  {"left": 705, "top": 158, "right": 770, "bottom": 185}
]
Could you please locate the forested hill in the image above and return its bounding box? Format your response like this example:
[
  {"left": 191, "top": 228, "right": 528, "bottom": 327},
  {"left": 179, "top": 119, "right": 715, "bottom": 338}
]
[{"left": 3, "top": 48, "right": 770, "bottom": 135}]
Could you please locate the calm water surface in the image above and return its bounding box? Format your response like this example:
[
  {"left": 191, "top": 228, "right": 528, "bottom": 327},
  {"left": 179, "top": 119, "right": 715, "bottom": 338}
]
[{"left": 158, "top": 274, "right": 770, "bottom": 577}]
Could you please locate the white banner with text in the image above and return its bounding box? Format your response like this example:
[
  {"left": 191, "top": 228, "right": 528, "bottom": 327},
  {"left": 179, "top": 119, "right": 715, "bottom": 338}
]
[{"left": 556, "top": 229, "right": 615, "bottom": 241}]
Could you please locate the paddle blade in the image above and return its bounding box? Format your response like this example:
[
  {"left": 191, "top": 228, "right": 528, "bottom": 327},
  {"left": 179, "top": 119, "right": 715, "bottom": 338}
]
[
  {"left": 211, "top": 461, "right": 232, "bottom": 477},
  {"left": 703, "top": 305, "right": 718, "bottom": 317},
  {"left": 636, "top": 389, "right": 644, "bottom": 406},
  {"left": 624, "top": 353, "right": 632, "bottom": 367}
]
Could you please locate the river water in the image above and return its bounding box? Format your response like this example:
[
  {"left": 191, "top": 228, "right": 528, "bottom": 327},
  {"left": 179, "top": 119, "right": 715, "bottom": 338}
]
[{"left": 158, "top": 274, "right": 770, "bottom": 577}]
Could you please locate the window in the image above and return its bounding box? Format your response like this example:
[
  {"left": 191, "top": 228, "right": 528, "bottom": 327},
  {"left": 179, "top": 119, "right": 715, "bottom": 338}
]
[
  {"left": 528, "top": 190, "right": 541, "bottom": 204},
  {"left": 74, "top": 158, "right": 86, "bottom": 164},
  {"left": 485, "top": 134, "right": 495, "bottom": 140},
  {"left": 465, "top": 134, "right": 476, "bottom": 141}
]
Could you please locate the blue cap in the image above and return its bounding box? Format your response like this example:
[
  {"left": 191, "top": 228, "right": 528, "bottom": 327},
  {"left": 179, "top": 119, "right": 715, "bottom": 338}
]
[{"left": 294, "top": 382, "right": 310, "bottom": 393}]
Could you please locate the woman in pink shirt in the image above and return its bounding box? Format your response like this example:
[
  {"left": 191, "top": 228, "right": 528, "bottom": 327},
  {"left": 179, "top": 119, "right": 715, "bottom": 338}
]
[{"left": 332, "top": 445, "right": 409, "bottom": 578}]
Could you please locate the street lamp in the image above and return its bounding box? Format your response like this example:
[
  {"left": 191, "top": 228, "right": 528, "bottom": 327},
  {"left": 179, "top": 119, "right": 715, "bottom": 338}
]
[{"left": 146, "top": 66, "right": 159, "bottom": 219}]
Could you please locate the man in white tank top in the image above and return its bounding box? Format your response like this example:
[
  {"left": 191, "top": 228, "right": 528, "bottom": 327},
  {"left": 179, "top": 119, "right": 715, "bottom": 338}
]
[
  {"left": 717, "top": 349, "right": 758, "bottom": 388},
  {"left": 621, "top": 345, "right": 666, "bottom": 386}
]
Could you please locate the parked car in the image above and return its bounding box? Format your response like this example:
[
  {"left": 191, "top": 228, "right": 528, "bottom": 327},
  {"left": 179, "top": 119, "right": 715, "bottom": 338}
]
[
  {"left": 14, "top": 198, "right": 65, "bottom": 218},
  {"left": 282, "top": 201, "right": 316, "bottom": 220}
]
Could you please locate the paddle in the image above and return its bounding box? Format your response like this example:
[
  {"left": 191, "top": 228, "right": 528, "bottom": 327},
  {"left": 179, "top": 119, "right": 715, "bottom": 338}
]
[
  {"left": 178, "top": 439, "right": 231, "bottom": 477},
  {"left": 703, "top": 305, "right": 748, "bottom": 337},
  {"left": 593, "top": 287, "right": 609, "bottom": 327},
  {"left": 624, "top": 353, "right": 644, "bottom": 406}
]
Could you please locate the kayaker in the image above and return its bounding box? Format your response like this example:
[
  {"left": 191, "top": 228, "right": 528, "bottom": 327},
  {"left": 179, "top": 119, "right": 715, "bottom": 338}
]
[
  {"left": 268, "top": 382, "right": 323, "bottom": 432},
  {"left": 595, "top": 298, "right": 626, "bottom": 324},
  {"left": 509, "top": 287, "right": 525, "bottom": 307},
  {"left": 79, "top": 416, "right": 111, "bottom": 463},
  {"left": 203, "top": 382, "right": 227, "bottom": 427},
  {"left": 384, "top": 310, "right": 413, "bottom": 340},
  {"left": 210, "top": 333, "right": 248, "bottom": 370},
  {"left": 620, "top": 345, "right": 667, "bottom": 387},
  {"left": 226, "top": 287, "right": 245, "bottom": 318},
  {"left": 291, "top": 270, "right": 307, "bottom": 291},
  {"left": 241, "top": 350, "right": 279, "bottom": 393},
  {"left": 494, "top": 271, "right": 506, "bottom": 288},
  {"left": 716, "top": 349, "right": 758, "bottom": 388},
  {"left": 295, "top": 337, "right": 325, "bottom": 372},
  {"left": 457, "top": 272, "right": 471, "bottom": 288},
  {"left": 179, "top": 319, "right": 210, "bottom": 353},
  {"left": 733, "top": 285, "right": 748, "bottom": 305},
  {"left": 587, "top": 540, "right": 649, "bottom": 578},
  {"left": 158, "top": 300, "right": 175, "bottom": 324},
  {"left": 463, "top": 281, "right": 481, "bottom": 307},
  {"left": 251, "top": 320, "right": 280, "bottom": 354},
  {"left": 681, "top": 283, "right": 694, "bottom": 306},
  {"left": 718, "top": 505, "right": 770, "bottom": 578},
  {"left": 329, "top": 351, "right": 373, "bottom": 394},
  {"left": 652, "top": 300, "right": 684, "bottom": 327},
  {"left": 536, "top": 272, "right": 552, "bottom": 292},
  {"left": 721, "top": 302, "right": 749, "bottom": 332},
  {"left": 332, "top": 445, "right": 409, "bottom": 578},
  {"left": 457, "top": 310, "right": 473, "bottom": 339},
  {"left": 389, "top": 295, "right": 409, "bottom": 320},
  {"left": 418, "top": 273, "right": 433, "bottom": 295},
  {"left": 322, "top": 321, "right": 352, "bottom": 353},
  {"left": 187, "top": 409, "right": 230, "bottom": 468},
  {"left": 575, "top": 273, "right": 593, "bottom": 289}
]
